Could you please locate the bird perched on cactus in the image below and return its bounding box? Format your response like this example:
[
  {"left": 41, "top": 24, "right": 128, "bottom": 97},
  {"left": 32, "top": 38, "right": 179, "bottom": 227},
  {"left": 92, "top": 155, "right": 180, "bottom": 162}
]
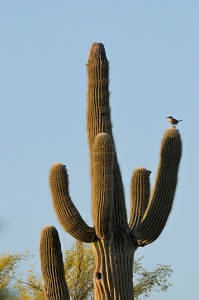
[{"left": 167, "top": 116, "right": 182, "bottom": 127}]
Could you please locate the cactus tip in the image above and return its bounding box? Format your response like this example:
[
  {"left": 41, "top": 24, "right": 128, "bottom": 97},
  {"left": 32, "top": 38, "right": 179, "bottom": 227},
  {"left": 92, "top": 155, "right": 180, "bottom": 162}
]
[{"left": 88, "top": 42, "right": 107, "bottom": 61}]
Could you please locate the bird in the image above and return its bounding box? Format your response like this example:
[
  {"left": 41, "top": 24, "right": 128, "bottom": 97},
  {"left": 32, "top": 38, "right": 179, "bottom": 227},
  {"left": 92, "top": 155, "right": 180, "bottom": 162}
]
[{"left": 167, "top": 116, "right": 182, "bottom": 127}]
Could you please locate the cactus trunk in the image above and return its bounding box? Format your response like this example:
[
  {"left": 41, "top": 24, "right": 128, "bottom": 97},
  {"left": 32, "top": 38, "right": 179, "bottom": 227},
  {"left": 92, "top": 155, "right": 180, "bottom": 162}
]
[{"left": 92, "top": 239, "right": 135, "bottom": 300}]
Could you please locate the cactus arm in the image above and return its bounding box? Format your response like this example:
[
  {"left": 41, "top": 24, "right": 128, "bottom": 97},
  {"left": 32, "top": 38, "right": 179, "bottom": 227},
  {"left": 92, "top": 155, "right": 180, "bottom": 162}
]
[
  {"left": 128, "top": 167, "right": 151, "bottom": 229},
  {"left": 86, "top": 42, "right": 112, "bottom": 153},
  {"left": 133, "top": 128, "right": 182, "bottom": 246},
  {"left": 40, "top": 226, "right": 70, "bottom": 300},
  {"left": 87, "top": 43, "right": 127, "bottom": 234},
  {"left": 92, "top": 133, "right": 114, "bottom": 238},
  {"left": 49, "top": 163, "right": 96, "bottom": 243}
]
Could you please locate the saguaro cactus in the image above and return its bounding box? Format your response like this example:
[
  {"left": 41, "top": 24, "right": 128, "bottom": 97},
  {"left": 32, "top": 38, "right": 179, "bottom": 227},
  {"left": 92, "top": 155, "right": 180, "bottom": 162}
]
[{"left": 40, "top": 43, "right": 182, "bottom": 300}]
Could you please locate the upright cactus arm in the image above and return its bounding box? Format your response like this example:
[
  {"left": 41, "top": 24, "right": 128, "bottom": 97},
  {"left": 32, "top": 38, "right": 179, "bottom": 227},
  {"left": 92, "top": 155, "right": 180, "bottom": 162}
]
[
  {"left": 50, "top": 163, "right": 96, "bottom": 243},
  {"left": 92, "top": 132, "right": 114, "bottom": 238},
  {"left": 40, "top": 226, "right": 70, "bottom": 300},
  {"left": 86, "top": 43, "right": 112, "bottom": 152},
  {"left": 132, "top": 128, "right": 182, "bottom": 246},
  {"left": 128, "top": 167, "right": 151, "bottom": 230},
  {"left": 87, "top": 43, "right": 127, "bottom": 235}
]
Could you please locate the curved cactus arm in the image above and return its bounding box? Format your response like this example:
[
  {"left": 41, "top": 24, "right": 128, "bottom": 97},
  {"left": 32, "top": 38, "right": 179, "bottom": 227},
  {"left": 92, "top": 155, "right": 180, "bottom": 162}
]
[
  {"left": 133, "top": 128, "right": 182, "bottom": 246},
  {"left": 40, "top": 226, "right": 70, "bottom": 300},
  {"left": 128, "top": 167, "right": 151, "bottom": 230},
  {"left": 92, "top": 133, "right": 114, "bottom": 238},
  {"left": 87, "top": 43, "right": 127, "bottom": 232},
  {"left": 49, "top": 163, "right": 96, "bottom": 243}
]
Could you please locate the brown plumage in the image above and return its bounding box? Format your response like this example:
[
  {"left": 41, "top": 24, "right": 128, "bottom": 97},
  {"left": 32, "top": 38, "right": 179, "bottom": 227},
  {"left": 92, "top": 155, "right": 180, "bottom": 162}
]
[{"left": 167, "top": 116, "right": 182, "bottom": 127}]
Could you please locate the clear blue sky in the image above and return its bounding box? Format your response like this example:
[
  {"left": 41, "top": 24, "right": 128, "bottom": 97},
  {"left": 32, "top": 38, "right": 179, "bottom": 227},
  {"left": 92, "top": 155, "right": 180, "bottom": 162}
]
[{"left": 1, "top": 1, "right": 199, "bottom": 299}]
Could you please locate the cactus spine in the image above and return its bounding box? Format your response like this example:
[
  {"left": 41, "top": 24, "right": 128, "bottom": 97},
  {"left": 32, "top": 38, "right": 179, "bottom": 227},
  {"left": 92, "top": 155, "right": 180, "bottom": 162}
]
[{"left": 40, "top": 43, "right": 182, "bottom": 300}]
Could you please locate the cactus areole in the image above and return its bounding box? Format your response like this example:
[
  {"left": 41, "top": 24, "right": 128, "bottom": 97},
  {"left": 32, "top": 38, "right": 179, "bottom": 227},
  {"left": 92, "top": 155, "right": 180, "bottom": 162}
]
[{"left": 40, "top": 43, "right": 182, "bottom": 300}]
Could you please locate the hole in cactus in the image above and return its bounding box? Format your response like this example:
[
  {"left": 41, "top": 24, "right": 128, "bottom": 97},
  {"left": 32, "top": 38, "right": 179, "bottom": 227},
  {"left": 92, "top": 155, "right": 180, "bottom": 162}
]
[{"left": 96, "top": 272, "right": 102, "bottom": 279}]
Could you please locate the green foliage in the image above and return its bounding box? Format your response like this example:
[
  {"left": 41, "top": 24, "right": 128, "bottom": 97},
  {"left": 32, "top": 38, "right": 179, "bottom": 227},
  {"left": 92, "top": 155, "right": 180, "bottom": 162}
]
[
  {"left": 64, "top": 241, "right": 95, "bottom": 300},
  {"left": 14, "top": 266, "right": 44, "bottom": 300},
  {"left": 133, "top": 256, "right": 172, "bottom": 299},
  {"left": 0, "top": 244, "right": 172, "bottom": 300},
  {"left": 0, "top": 251, "right": 28, "bottom": 299}
]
